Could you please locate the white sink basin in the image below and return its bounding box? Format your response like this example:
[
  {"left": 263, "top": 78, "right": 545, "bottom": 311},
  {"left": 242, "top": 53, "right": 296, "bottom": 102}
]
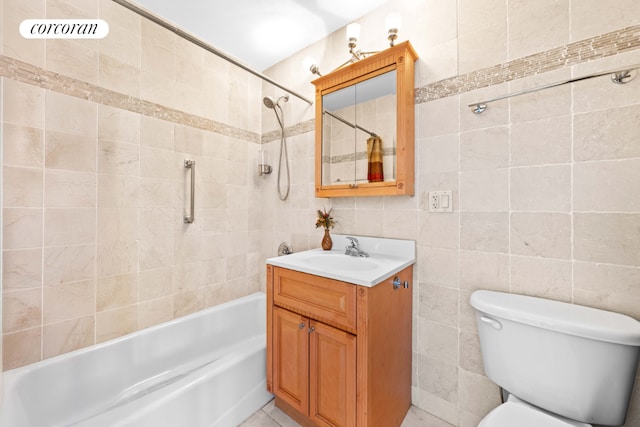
[
  {"left": 266, "top": 235, "right": 415, "bottom": 287},
  {"left": 302, "top": 254, "right": 377, "bottom": 272}
]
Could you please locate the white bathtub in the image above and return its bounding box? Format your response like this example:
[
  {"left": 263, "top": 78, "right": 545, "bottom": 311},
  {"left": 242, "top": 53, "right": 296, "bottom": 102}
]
[{"left": 2, "top": 292, "right": 273, "bottom": 427}]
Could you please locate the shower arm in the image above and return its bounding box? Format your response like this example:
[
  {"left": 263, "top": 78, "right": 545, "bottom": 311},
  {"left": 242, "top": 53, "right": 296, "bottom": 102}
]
[{"left": 322, "top": 110, "right": 377, "bottom": 137}]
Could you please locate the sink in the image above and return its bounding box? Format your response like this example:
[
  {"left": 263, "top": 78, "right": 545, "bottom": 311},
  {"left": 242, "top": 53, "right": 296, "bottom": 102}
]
[{"left": 302, "top": 254, "right": 377, "bottom": 272}]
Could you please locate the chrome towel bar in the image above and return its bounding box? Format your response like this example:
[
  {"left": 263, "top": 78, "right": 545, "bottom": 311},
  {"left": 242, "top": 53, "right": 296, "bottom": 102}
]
[{"left": 184, "top": 159, "right": 195, "bottom": 224}]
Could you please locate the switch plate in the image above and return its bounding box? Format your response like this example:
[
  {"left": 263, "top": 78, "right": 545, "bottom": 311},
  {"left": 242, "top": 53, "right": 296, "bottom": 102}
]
[{"left": 428, "top": 191, "right": 453, "bottom": 213}]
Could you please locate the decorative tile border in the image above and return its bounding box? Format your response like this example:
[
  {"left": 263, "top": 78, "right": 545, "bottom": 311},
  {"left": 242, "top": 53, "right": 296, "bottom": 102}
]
[
  {"left": 0, "top": 54, "right": 261, "bottom": 144},
  {"left": 415, "top": 25, "right": 640, "bottom": 103}
]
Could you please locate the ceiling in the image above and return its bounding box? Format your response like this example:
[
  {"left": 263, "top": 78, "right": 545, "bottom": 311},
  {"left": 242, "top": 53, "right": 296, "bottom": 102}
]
[{"left": 132, "top": 0, "right": 391, "bottom": 71}]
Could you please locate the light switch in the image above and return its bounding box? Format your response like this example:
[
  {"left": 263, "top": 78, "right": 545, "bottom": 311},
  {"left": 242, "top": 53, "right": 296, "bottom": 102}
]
[{"left": 428, "top": 191, "right": 453, "bottom": 213}]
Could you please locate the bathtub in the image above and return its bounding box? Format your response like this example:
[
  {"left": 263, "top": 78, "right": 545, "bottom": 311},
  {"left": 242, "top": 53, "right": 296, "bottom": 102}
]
[{"left": 2, "top": 292, "right": 273, "bottom": 427}]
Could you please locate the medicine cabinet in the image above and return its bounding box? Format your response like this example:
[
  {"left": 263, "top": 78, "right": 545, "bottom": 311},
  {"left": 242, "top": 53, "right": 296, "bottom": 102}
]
[{"left": 312, "top": 41, "right": 418, "bottom": 198}]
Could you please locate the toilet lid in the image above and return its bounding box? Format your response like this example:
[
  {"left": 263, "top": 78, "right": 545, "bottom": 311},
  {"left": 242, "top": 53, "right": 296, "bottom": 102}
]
[{"left": 479, "top": 402, "right": 591, "bottom": 427}]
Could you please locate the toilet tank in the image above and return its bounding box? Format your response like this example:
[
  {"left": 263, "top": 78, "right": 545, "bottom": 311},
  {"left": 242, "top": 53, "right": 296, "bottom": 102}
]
[{"left": 471, "top": 290, "right": 640, "bottom": 426}]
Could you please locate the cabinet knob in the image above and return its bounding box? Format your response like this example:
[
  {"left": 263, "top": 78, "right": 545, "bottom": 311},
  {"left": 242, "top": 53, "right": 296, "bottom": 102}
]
[
  {"left": 299, "top": 322, "right": 306, "bottom": 329},
  {"left": 393, "top": 276, "right": 401, "bottom": 290},
  {"left": 308, "top": 326, "right": 315, "bottom": 334}
]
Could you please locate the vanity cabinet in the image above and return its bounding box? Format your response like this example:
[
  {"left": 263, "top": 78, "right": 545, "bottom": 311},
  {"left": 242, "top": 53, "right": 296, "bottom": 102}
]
[{"left": 266, "top": 265, "right": 413, "bottom": 427}]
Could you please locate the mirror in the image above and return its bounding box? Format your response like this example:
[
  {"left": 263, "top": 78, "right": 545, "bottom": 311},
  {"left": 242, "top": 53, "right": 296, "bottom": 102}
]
[{"left": 313, "top": 41, "right": 418, "bottom": 198}]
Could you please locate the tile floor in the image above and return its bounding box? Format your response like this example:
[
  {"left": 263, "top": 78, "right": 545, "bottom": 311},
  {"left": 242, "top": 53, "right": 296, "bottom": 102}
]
[{"left": 240, "top": 399, "right": 455, "bottom": 426}]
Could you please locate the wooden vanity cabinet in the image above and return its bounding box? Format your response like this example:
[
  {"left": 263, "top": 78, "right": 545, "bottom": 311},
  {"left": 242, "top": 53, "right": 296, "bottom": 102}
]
[{"left": 266, "top": 265, "right": 413, "bottom": 427}]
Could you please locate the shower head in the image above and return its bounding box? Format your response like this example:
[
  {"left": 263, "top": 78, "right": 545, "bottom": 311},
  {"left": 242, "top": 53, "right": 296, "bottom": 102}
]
[
  {"left": 263, "top": 95, "right": 289, "bottom": 109},
  {"left": 263, "top": 96, "right": 276, "bottom": 109}
]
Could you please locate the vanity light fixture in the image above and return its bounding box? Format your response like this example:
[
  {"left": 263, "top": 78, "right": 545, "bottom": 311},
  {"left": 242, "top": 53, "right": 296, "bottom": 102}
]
[
  {"left": 385, "top": 13, "right": 401, "bottom": 46},
  {"left": 302, "top": 13, "right": 402, "bottom": 77}
]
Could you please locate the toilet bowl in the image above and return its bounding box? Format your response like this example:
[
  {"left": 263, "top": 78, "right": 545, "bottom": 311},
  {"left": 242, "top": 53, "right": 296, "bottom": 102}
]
[
  {"left": 479, "top": 395, "right": 591, "bottom": 427},
  {"left": 470, "top": 290, "right": 640, "bottom": 427}
]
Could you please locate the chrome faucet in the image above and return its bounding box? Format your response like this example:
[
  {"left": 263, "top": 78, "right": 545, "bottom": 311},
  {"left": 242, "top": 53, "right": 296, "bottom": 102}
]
[{"left": 345, "top": 237, "right": 369, "bottom": 257}]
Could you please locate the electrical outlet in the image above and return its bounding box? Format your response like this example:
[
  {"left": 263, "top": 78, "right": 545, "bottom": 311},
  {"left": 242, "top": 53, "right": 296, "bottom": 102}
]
[{"left": 428, "top": 191, "right": 453, "bottom": 213}]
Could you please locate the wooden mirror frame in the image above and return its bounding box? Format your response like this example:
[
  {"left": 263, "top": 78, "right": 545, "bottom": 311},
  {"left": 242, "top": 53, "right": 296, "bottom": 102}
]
[{"left": 312, "top": 41, "right": 418, "bottom": 198}]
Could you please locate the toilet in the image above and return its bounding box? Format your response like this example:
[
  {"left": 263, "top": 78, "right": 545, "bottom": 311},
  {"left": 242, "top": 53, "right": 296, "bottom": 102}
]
[{"left": 470, "top": 290, "right": 640, "bottom": 427}]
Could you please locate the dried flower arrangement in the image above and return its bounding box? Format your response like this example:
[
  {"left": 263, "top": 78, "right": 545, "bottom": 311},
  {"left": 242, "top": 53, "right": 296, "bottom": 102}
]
[{"left": 315, "top": 207, "right": 336, "bottom": 231}]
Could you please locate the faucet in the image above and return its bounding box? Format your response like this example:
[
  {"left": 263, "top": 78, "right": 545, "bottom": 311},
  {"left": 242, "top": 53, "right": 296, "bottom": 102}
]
[{"left": 345, "top": 237, "right": 369, "bottom": 257}]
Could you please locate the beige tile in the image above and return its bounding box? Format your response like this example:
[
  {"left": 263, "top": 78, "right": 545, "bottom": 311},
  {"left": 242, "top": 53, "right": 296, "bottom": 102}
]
[
  {"left": 46, "top": 0, "right": 99, "bottom": 19},
  {"left": 418, "top": 211, "right": 459, "bottom": 250},
  {"left": 458, "top": 369, "right": 501, "bottom": 419},
  {"left": 511, "top": 212, "right": 571, "bottom": 259},
  {"left": 458, "top": 0, "right": 507, "bottom": 35},
  {"left": 2, "top": 79, "right": 45, "bottom": 128},
  {"left": 511, "top": 256, "right": 572, "bottom": 301},
  {"left": 97, "top": 208, "right": 138, "bottom": 244},
  {"left": 418, "top": 172, "right": 458, "bottom": 211},
  {"left": 460, "top": 126, "right": 508, "bottom": 171},
  {"left": 99, "top": 0, "right": 141, "bottom": 44},
  {"left": 416, "top": 40, "right": 459, "bottom": 86},
  {"left": 510, "top": 116, "right": 571, "bottom": 166},
  {"left": 175, "top": 125, "right": 204, "bottom": 155},
  {"left": 43, "top": 315, "right": 94, "bottom": 359},
  {"left": 574, "top": 104, "right": 640, "bottom": 162},
  {"left": 44, "top": 208, "right": 95, "bottom": 246},
  {"left": 99, "top": 54, "right": 141, "bottom": 98},
  {"left": 137, "top": 296, "right": 173, "bottom": 330},
  {"left": 418, "top": 284, "right": 458, "bottom": 328},
  {"left": 574, "top": 159, "right": 640, "bottom": 212},
  {"left": 509, "top": 69, "right": 572, "bottom": 123},
  {"left": 139, "top": 267, "right": 173, "bottom": 301},
  {"left": 96, "top": 240, "right": 138, "bottom": 277},
  {"left": 418, "top": 134, "right": 459, "bottom": 174},
  {"left": 574, "top": 213, "right": 640, "bottom": 266},
  {"left": 43, "top": 279, "right": 95, "bottom": 324},
  {"left": 97, "top": 140, "right": 140, "bottom": 176},
  {"left": 141, "top": 116, "right": 174, "bottom": 150},
  {"left": 45, "top": 130, "right": 97, "bottom": 172},
  {"left": 43, "top": 245, "right": 95, "bottom": 287},
  {"left": 3, "top": 208, "right": 43, "bottom": 250},
  {"left": 459, "top": 330, "right": 484, "bottom": 376},
  {"left": 460, "top": 83, "right": 509, "bottom": 132},
  {"left": 44, "top": 169, "right": 96, "bottom": 208},
  {"left": 45, "top": 90, "right": 97, "bottom": 137},
  {"left": 417, "top": 354, "right": 458, "bottom": 403},
  {"left": 3, "top": 166, "right": 43, "bottom": 207},
  {"left": 401, "top": 405, "right": 455, "bottom": 427},
  {"left": 418, "top": 318, "right": 458, "bottom": 364},
  {"left": 459, "top": 250, "right": 510, "bottom": 294},
  {"left": 46, "top": 39, "right": 98, "bottom": 84},
  {"left": 418, "top": 247, "right": 459, "bottom": 288},
  {"left": 140, "top": 70, "right": 175, "bottom": 108},
  {"left": 3, "top": 289, "right": 41, "bottom": 333},
  {"left": 141, "top": 19, "right": 176, "bottom": 81},
  {"left": 3, "top": 248, "right": 42, "bottom": 290},
  {"left": 239, "top": 409, "right": 282, "bottom": 427},
  {"left": 99, "top": 17, "right": 141, "bottom": 65},
  {"left": 574, "top": 262, "right": 640, "bottom": 319},
  {"left": 140, "top": 146, "right": 175, "bottom": 180},
  {"left": 417, "top": 96, "right": 459, "bottom": 138},
  {"left": 97, "top": 174, "right": 139, "bottom": 208},
  {"left": 458, "top": 24, "right": 507, "bottom": 75},
  {"left": 98, "top": 105, "right": 140, "bottom": 144},
  {"left": 173, "top": 289, "right": 206, "bottom": 318},
  {"left": 140, "top": 178, "right": 174, "bottom": 208},
  {"left": 3, "top": 124, "right": 44, "bottom": 168},
  {"left": 139, "top": 208, "right": 173, "bottom": 270},
  {"left": 3, "top": 0, "right": 45, "bottom": 67},
  {"left": 460, "top": 212, "right": 509, "bottom": 253},
  {"left": 570, "top": 0, "right": 640, "bottom": 42},
  {"left": 383, "top": 209, "right": 418, "bottom": 240},
  {"left": 510, "top": 165, "right": 571, "bottom": 212},
  {"left": 97, "top": 273, "right": 138, "bottom": 312},
  {"left": 96, "top": 305, "right": 137, "bottom": 343},
  {"left": 508, "top": 0, "right": 570, "bottom": 60},
  {"left": 3, "top": 327, "right": 42, "bottom": 370},
  {"left": 460, "top": 169, "right": 508, "bottom": 211}
]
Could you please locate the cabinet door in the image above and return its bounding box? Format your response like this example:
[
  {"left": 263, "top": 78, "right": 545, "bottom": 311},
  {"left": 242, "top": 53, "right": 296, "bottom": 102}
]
[
  {"left": 309, "top": 320, "right": 356, "bottom": 427},
  {"left": 273, "top": 307, "right": 309, "bottom": 414}
]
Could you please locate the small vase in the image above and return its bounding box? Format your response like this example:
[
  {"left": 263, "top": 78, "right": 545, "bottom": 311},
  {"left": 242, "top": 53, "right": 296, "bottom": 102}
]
[{"left": 321, "top": 229, "right": 333, "bottom": 250}]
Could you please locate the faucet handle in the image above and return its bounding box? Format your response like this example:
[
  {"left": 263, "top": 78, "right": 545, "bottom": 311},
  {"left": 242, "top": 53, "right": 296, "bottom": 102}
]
[{"left": 346, "top": 236, "right": 359, "bottom": 247}]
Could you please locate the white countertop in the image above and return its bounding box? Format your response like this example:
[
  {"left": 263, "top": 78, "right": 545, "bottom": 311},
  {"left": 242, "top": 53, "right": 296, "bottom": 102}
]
[{"left": 266, "top": 235, "right": 416, "bottom": 287}]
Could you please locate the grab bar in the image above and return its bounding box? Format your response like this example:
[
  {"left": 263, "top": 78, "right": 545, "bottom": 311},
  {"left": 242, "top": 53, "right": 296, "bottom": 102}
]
[{"left": 184, "top": 159, "right": 195, "bottom": 224}]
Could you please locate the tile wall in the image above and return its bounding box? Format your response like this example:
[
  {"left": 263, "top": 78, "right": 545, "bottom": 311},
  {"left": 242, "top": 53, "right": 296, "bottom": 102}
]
[
  {"left": 261, "top": 1, "right": 640, "bottom": 426},
  {"left": 1, "top": 0, "right": 263, "bottom": 370}
]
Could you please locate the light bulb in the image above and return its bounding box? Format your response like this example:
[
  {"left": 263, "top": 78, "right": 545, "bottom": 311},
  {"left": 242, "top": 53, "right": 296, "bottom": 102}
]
[
  {"left": 302, "top": 56, "right": 316, "bottom": 72},
  {"left": 385, "top": 13, "right": 402, "bottom": 33},
  {"left": 346, "top": 23, "right": 360, "bottom": 41}
]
